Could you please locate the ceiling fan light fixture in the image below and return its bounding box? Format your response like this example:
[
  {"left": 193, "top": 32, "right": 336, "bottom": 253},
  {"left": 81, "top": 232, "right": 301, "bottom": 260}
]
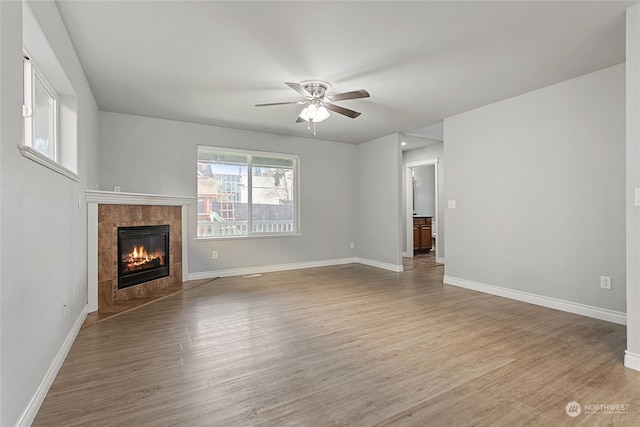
[
  {"left": 299, "top": 104, "right": 330, "bottom": 123},
  {"left": 257, "top": 80, "right": 369, "bottom": 134},
  {"left": 314, "top": 105, "right": 330, "bottom": 122},
  {"left": 305, "top": 103, "right": 318, "bottom": 119}
]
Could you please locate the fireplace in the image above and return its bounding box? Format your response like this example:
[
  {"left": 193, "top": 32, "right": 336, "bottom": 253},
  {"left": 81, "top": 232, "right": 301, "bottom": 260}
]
[{"left": 118, "top": 225, "right": 170, "bottom": 289}]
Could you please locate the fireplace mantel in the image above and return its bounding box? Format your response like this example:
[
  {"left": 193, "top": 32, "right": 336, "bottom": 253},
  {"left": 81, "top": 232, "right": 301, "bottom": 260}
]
[
  {"left": 85, "top": 190, "right": 194, "bottom": 206},
  {"left": 86, "top": 190, "right": 194, "bottom": 313}
]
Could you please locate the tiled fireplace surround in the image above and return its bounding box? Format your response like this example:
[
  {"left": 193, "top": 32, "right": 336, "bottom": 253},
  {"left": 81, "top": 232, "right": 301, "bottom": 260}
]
[{"left": 86, "top": 191, "right": 193, "bottom": 313}]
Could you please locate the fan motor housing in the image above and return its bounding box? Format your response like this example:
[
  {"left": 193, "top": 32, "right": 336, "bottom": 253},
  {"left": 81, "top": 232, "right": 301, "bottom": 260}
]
[{"left": 300, "top": 80, "right": 331, "bottom": 98}]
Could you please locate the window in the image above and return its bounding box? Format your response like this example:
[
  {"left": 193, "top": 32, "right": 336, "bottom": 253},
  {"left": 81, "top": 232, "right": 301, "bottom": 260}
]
[
  {"left": 23, "top": 54, "right": 58, "bottom": 160},
  {"left": 21, "top": 2, "right": 79, "bottom": 182},
  {"left": 197, "top": 146, "right": 299, "bottom": 238}
]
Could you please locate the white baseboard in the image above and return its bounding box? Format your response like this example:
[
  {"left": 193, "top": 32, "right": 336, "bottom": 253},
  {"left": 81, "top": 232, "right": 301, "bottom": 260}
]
[
  {"left": 17, "top": 305, "right": 88, "bottom": 427},
  {"left": 356, "top": 257, "right": 403, "bottom": 272},
  {"left": 443, "top": 275, "right": 626, "bottom": 325},
  {"left": 188, "top": 257, "right": 405, "bottom": 280},
  {"left": 188, "top": 257, "right": 358, "bottom": 280},
  {"left": 625, "top": 350, "right": 640, "bottom": 371},
  {"left": 436, "top": 257, "right": 445, "bottom": 264}
]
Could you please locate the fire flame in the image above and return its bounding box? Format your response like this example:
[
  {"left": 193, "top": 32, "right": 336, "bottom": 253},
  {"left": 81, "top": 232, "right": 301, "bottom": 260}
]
[
  {"left": 132, "top": 245, "right": 148, "bottom": 262},
  {"left": 123, "top": 245, "right": 164, "bottom": 271}
]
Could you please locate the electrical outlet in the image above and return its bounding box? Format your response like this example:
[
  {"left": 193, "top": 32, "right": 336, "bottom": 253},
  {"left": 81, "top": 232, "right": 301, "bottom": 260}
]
[
  {"left": 600, "top": 276, "right": 612, "bottom": 290},
  {"left": 350, "top": 242, "right": 355, "bottom": 249},
  {"left": 448, "top": 200, "right": 457, "bottom": 209},
  {"left": 212, "top": 250, "right": 218, "bottom": 259}
]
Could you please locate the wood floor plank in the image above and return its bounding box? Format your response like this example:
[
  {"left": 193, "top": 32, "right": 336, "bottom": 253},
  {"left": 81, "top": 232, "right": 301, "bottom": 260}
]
[{"left": 34, "top": 263, "right": 640, "bottom": 426}]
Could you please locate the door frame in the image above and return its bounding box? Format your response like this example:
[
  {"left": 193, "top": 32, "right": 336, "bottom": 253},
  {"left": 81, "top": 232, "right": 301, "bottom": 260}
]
[{"left": 404, "top": 158, "right": 440, "bottom": 261}]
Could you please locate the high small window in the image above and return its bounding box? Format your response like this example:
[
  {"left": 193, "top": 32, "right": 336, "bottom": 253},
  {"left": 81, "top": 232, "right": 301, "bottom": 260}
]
[
  {"left": 21, "top": 1, "right": 80, "bottom": 182},
  {"left": 23, "top": 54, "right": 58, "bottom": 160},
  {"left": 197, "top": 146, "right": 299, "bottom": 238}
]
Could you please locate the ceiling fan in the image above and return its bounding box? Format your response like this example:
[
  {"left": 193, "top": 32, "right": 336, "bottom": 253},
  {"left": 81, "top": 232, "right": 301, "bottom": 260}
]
[{"left": 255, "top": 80, "right": 370, "bottom": 134}]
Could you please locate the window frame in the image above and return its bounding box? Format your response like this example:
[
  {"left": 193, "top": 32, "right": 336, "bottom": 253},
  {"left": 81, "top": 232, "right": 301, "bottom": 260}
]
[
  {"left": 23, "top": 52, "right": 59, "bottom": 160},
  {"left": 196, "top": 145, "right": 301, "bottom": 240}
]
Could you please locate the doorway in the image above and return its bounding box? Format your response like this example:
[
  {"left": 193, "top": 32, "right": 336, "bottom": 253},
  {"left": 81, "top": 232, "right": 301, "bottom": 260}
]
[{"left": 404, "top": 158, "right": 441, "bottom": 264}]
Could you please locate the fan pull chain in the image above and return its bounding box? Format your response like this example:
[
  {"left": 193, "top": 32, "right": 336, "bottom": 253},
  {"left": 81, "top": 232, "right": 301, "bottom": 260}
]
[{"left": 306, "top": 119, "right": 317, "bottom": 136}]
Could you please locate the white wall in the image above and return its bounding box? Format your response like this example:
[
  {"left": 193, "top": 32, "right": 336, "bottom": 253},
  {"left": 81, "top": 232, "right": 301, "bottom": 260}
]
[
  {"left": 626, "top": 5, "right": 640, "bottom": 371},
  {"left": 443, "top": 64, "right": 626, "bottom": 318},
  {"left": 99, "top": 112, "right": 360, "bottom": 275},
  {"left": 0, "top": 1, "right": 99, "bottom": 425},
  {"left": 356, "top": 133, "right": 403, "bottom": 270}
]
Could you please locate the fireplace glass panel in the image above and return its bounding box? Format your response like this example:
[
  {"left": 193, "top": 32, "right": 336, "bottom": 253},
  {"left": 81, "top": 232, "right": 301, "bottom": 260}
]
[{"left": 118, "top": 225, "right": 170, "bottom": 289}]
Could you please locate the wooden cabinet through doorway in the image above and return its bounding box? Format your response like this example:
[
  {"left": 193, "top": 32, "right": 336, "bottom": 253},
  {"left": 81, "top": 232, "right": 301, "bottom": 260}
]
[{"left": 413, "top": 216, "right": 432, "bottom": 254}]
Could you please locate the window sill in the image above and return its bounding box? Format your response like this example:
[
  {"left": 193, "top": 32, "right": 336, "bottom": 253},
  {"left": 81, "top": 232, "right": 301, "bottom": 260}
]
[
  {"left": 195, "top": 233, "right": 303, "bottom": 241},
  {"left": 19, "top": 145, "right": 80, "bottom": 182}
]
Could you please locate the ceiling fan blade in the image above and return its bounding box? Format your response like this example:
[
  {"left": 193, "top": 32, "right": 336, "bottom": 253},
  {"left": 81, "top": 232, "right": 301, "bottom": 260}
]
[
  {"left": 285, "top": 82, "right": 311, "bottom": 97},
  {"left": 326, "top": 103, "right": 361, "bottom": 119},
  {"left": 327, "top": 89, "right": 370, "bottom": 102},
  {"left": 255, "top": 101, "right": 305, "bottom": 107}
]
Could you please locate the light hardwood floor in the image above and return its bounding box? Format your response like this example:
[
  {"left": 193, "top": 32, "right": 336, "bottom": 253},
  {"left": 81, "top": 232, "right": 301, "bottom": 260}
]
[{"left": 34, "top": 263, "right": 640, "bottom": 426}]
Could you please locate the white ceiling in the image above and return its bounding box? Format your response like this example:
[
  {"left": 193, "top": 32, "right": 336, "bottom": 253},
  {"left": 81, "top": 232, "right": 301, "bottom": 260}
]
[{"left": 55, "top": 1, "right": 634, "bottom": 145}]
